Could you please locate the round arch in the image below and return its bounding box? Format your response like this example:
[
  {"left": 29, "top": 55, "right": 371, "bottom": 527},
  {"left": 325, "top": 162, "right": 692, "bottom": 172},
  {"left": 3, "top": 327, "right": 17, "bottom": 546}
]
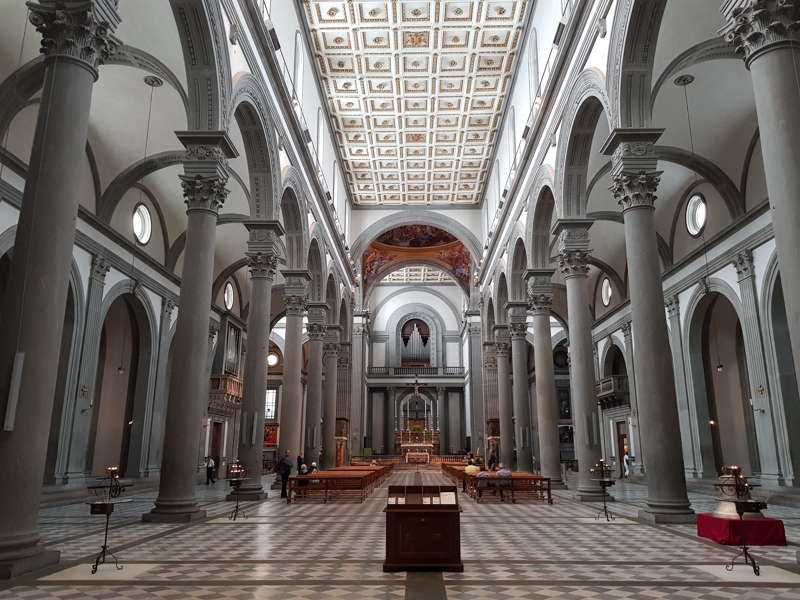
[{"left": 280, "top": 166, "right": 310, "bottom": 269}]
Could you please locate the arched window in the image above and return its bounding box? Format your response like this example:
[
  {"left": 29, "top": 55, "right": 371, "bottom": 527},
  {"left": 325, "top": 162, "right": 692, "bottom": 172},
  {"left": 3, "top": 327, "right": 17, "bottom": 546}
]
[
  {"left": 527, "top": 27, "right": 539, "bottom": 96},
  {"left": 293, "top": 31, "right": 304, "bottom": 105}
]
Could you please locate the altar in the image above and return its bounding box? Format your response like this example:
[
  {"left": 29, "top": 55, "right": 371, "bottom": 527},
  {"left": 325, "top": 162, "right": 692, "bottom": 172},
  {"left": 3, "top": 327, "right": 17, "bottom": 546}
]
[
  {"left": 405, "top": 451, "right": 430, "bottom": 464},
  {"left": 394, "top": 425, "right": 440, "bottom": 456}
]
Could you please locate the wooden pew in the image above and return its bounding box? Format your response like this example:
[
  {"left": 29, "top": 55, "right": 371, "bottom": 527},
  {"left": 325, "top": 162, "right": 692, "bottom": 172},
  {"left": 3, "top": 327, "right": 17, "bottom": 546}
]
[{"left": 467, "top": 472, "right": 553, "bottom": 504}]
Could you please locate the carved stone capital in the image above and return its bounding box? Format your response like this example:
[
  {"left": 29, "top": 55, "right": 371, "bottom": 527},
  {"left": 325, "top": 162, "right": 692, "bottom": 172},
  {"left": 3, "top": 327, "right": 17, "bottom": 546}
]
[
  {"left": 509, "top": 321, "right": 528, "bottom": 340},
  {"left": 323, "top": 342, "right": 340, "bottom": 358},
  {"left": 558, "top": 249, "right": 591, "bottom": 279},
  {"left": 733, "top": 248, "right": 754, "bottom": 280},
  {"left": 285, "top": 294, "right": 306, "bottom": 317},
  {"left": 163, "top": 297, "right": 177, "bottom": 318},
  {"left": 720, "top": 0, "right": 800, "bottom": 65},
  {"left": 180, "top": 174, "right": 228, "bottom": 215},
  {"left": 610, "top": 170, "right": 662, "bottom": 212},
  {"left": 27, "top": 0, "right": 121, "bottom": 76},
  {"left": 494, "top": 341, "right": 510, "bottom": 358},
  {"left": 245, "top": 220, "right": 284, "bottom": 256},
  {"left": 307, "top": 322, "right": 327, "bottom": 341},
  {"left": 621, "top": 320, "right": 633, "bottom": 339},
  {"left": 209, "top": 320, "right": 220, "bottom": 342},
  {"left": 665, "top": 295, "right": 680, "bottom": 318},
  {"left": 90, "top": 255, "right": 110, "bottom": 282},
  {"left": 246, "top": 252, "right": 278, "bottom": 281},
  {"left": 528, "top": 290, "right": 553, "bottom": 315}
]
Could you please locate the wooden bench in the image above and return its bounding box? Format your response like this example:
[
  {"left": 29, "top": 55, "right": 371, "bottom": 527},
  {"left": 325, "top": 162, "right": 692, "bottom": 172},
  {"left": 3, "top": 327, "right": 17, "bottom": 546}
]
[
  {"left": 288, "top": 465, "right": 393, "bottom": 503},
  {"left": 467, "top": 473, "right": 553, "bottom": 504}
]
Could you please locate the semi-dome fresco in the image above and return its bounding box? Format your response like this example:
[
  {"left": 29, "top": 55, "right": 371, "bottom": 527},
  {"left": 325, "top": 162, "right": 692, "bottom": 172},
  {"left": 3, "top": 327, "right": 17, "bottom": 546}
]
[{"left": 375, "top": 225, "right": 457, "bottom": 247}]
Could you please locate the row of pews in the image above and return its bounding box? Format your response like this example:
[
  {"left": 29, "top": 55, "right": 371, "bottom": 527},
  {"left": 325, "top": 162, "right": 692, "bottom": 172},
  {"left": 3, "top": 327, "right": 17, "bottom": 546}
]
[
  {"left": 287, "top": 464, "right": 393, "bottom": 503},
  {"left": 440, "top": 464, "right": 553, "bottom": 504}
]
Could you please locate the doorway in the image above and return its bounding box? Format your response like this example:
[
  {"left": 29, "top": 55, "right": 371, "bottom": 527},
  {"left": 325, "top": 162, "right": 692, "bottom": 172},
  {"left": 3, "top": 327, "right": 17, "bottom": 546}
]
[
  {"left": 210, "top": 421, "right": 223, "bottom": 478},
  {"left": 616, "top": 421, "right": 628, "bottom": 478}
]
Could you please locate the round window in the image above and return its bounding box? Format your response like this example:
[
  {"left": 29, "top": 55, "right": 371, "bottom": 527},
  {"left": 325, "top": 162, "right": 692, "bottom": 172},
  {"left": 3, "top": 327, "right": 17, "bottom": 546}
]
[
  {"left": 223, "top": 281, "right": 235, "bottom": 311},
  {"left": 685, "top": 193, "right": 707, "bottom": 237},
  {"left": 267, "top": 353, "right": 279, "bottom": 367},
  {"left": 132, "top": 203, "right": 152, "bottom": 244},
  {"left": 601, "top": 277, "right": 613, "bottom": 307}
]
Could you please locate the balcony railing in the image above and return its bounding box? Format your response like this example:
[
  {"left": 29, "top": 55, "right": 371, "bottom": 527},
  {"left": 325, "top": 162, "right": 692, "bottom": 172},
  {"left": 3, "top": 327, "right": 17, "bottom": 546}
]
[
  {"left": 595, "top": 375, "right": 629, "bottom": 410},
  {"left": 367, "top": 367, "right": 466, "bottom": 377}
]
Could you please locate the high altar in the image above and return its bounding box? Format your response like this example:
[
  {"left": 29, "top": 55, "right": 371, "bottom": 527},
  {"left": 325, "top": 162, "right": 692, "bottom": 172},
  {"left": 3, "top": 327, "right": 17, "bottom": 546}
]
[{"left": 393, "top": 419, "right": 440, "bottom": 456}]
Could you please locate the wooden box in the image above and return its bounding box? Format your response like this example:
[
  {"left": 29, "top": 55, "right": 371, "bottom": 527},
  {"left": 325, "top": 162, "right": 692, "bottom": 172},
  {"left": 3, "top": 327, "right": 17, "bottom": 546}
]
[{"left": 383, "top": 485, "right": 463, "bottom": 572}]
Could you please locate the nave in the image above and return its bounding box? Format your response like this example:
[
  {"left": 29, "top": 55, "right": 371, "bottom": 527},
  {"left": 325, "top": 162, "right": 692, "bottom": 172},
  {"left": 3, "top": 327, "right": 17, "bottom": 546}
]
[{"left": 1, "top": 468, "right": 800, "bottom": 599}]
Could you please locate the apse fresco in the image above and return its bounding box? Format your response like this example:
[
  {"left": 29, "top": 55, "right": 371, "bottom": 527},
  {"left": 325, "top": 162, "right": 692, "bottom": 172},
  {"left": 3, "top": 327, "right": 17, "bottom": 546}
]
[
  {"left": 376, "top": 225, "right": 457, "bottom": 247},
  {"left": 363, "top": 226, "right": 471, "bottom": 290}
]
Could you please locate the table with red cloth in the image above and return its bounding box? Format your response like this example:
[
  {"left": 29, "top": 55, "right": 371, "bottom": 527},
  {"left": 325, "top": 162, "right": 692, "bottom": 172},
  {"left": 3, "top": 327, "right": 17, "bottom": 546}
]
[{"left": 697, "top": 513, "right": 787, "bottom": 546}]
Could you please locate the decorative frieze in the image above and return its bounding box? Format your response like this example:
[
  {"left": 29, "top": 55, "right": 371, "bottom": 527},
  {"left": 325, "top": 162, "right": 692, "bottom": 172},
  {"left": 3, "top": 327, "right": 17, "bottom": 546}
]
[
  {"left": 28, "top": 0, "right": 121, "bottom": 74},
  {"left": 720, "top": 0, "right": 800, "bottom": 65}
]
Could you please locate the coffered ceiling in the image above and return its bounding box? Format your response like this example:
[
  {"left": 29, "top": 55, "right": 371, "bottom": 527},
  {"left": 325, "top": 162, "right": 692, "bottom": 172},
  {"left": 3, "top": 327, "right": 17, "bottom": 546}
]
[
  {"left": 301, "top": 0, "right": 529, "bottom": 206},
  {"left": 382, "top": 265, "right": 451, "bottom": 283}
]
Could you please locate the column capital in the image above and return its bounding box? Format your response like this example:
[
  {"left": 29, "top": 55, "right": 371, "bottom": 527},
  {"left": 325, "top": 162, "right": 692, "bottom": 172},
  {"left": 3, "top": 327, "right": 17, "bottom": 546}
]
[
  {"left": 506, "top": 300, "right": 529, "bottom": 321},
  {"left": 209, "top": 320, "right": 220, "bottom": 343},
  {"left": 720, "top": 0, "right": 800, "bottom": 66},
  {"left": 494, "top": 341, "right": 510, "bottom": 358},
  {"left": 323, "top": 342, "right": 340, "bottom": 358},
  {"left": 526, "top": 269, "right": 555, "bottom": 315},
  {"left": 621, "top": 319, "right": 633, "bottom": 339},
  {"left": 90, "top": 254, "right": 110, "bottom": 282},
  {"left": 281, "top": 269, "right": 310, "bottom": 298},
  {"left": 307, "top": 322, "right": 327, "bottom": 341},
  {"left": 245, "top": 252, "right": 278, "bottom": 281},
  {"left": 528, "top": 290, "right": 553, "bottom": 316},
  {"left": 27, "top": 0, "right": 121, "bottom": 77},
  {"left": 284, "top": 294, "right": 306, "bottom": 317},
  {"left": 558, "top": 249, "right": 591, "bottom": 279},
  {"left": 602, "top": 129, "right": 664, "bottom": 212},
  {"left": 664, "top": 295, "right": 681, "bottom": 318},
  {"left": 306, "top": 301, "right": 328, "bottom": 325},
  {"left": 177, "top": 131, "right": 238, "bottom": 215},
  {"left": 609, "top": 170, "right": 663, "bottom": 212},
  {"left": 163, "top": 297, "right": 178, "bottom": 318},
  {"left": 554, "top": 218, "right": 593, "bottom": 279},
  {"left": 508, "top": 321, "right": 528, "bottom": 340},
  {"left": 733, "top": 248, "right": 755, "bottom": 281}
]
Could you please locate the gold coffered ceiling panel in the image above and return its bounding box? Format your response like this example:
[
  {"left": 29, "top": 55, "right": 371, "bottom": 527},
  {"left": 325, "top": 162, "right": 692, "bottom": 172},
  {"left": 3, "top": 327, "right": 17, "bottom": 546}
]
[{"left": 301, "top": 0, "right": 529, "bottom": 206}]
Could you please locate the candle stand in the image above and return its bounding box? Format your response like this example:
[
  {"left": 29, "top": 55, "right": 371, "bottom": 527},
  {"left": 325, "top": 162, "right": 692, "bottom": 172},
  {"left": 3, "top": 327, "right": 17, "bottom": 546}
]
[
  {"left": 227, "top": 459, "right": 248, "bottom": 521},
  {"left": 86, "top": 466, "right": 131, "bottom": 574},
  {"left": 590, "top": 459, "right": 615, "bottom": 522},
  {"left": 715, "top": 466, "right": 767, "bottom": 576}
]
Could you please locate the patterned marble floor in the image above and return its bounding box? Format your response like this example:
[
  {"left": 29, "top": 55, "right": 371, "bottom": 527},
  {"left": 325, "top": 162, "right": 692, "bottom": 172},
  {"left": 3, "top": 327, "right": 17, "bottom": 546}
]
[{"left": 1, "top": 469, "right": 799, "bottom": 599}]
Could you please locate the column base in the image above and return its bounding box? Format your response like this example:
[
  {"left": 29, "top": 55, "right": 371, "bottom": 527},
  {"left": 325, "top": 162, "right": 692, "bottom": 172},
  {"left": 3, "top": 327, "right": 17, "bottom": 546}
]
[
  {"left": 574, "top": 484, "right": 614, "bottom": 503},
  {"left": 548, "top": 479, "right": 567, "bottom": 490},
  {"left": 637, "top": 507, "right": 696, "bottom": 525},
  {"left": 143, "top": 509, "right": 207, "bottom": 523},
  {"left": 226, "top": 488, "right": 268, "bottom": 501},
  {"left": 0, "top": 548, "right": 60, "bottom": 579}
]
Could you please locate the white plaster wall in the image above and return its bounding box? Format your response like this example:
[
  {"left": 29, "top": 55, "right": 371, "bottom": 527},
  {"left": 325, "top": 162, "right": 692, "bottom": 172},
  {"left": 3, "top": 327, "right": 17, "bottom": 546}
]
[
  {"left": 372, "top": 342, "right": 386, "bottom": 367},
  {"left": 370, "top": 288, "right": 460, "bottom": 331},
  {"left": 446, "top": 342, "right": 460, "bottom": 367}
]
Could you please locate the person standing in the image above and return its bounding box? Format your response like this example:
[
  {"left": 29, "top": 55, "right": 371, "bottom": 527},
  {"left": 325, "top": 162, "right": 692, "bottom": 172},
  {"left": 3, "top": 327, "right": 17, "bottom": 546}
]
[
  {"left": 204, "top": 456, "right": 216, "bottom": 485},
  {"left": 488, "top": 447, "right": 498, "bottom": 472},
  {"left": 276, "top": 450, "right": 294, "bottom": 498},
  {"left": 623, "top": 449, "right": 631, "bottom": 479}
]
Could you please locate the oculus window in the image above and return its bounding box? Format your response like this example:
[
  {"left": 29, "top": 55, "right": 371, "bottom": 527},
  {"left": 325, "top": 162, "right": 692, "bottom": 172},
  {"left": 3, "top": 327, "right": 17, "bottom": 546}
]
[
  {"left": 267, "top": 353, "right": 279, "bottom": 367},
  {"left": 132, "top": 203, "right": 152, "bottom": 245},
  {"left": 601, "top": 277, "right": 613, "bottom": 307},
  {"left": 685, "top": 193, "right": 707, "bottom": 237},
  {"left": 223, "top": 281, "right": 235, "bottom": 311}
]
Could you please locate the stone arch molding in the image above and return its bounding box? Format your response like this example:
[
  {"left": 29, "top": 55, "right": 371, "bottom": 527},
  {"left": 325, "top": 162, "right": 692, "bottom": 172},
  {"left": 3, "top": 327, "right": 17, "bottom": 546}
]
[
  {"left": 350, "top": 209, "right": 483, "bottom": 262},
  {"left": 280, "top": 166, "right": 311, "bottom": 269},
  {"left": 383, "top": 304, "right": 449, "bottom": 368},
  {"left": 230, "top": 74, "right": 281, "bottom": 220},
  {"left": 525, "top": 165, "right": 556, "bottom": 268},
  {"left": 555, "top": 68, "right": 612, "bottom": 218},
  {"left": 371, "top": 285, "right": 462, "bottom": 329}
]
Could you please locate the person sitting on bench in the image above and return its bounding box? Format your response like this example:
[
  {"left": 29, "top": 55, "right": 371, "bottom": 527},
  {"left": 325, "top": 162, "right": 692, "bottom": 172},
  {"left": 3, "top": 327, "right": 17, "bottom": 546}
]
[{"left": 496, "top": 464, "right": 512, "bottom": 501}]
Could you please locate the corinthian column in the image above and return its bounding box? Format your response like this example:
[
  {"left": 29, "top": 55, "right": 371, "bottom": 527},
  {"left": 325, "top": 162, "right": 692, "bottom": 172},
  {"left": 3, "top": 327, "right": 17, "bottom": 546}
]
[
  {"left": 321, "top": 326, "right": 340, "bottom": 469},
  {"left": 527, "top": 270, "right": 564, "bottom": 487},
  {"left": 494, "top": 326, "right": 514, "bottom": 468},
  {"left": 553, "top": 220, "right": 606, "bottom": 501},
  {"left": 720, "top": 0, "right": 800, "bottom": 387},
  {"left": 0, "top": 0, "right": 120, "bottom": 578},
  {"left": 304, "top": 303, "right": 326, "bottom": 467},
  {"left": 144, "top": 132, "right": 237, "bottom": 523},
  {"left": 230, "top": 223, "right": 282, "bottom": 500},
  {"left": 603, "top": 130, "right": 693, "bottom": 523},
  {"left": 279, "top": 272, "right": 310, "bottom": 470},
  {"left": 508, "top": 302, "right": 533, "bottom": 472}
]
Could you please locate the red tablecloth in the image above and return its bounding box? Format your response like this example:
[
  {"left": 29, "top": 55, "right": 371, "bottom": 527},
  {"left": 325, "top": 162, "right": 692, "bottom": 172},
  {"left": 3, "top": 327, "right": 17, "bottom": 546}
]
[{"left": 697, "top": 513, "right": 786, "bottom": 546}]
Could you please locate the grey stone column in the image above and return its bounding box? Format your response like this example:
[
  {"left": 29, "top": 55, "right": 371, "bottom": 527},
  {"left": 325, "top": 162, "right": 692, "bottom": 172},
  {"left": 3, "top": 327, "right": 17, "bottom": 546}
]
[
  {"left": 437, "top": 386, "right": 446, "bottom": 450},
  {"left": 494, "top": 326, "right": 514, "bottom": 468},
  {"left": 0, "top": 1, "right": 120, "bottom": 577},
  {"left": 604, "top": 131, "right": 692, "bottom": 523},
  {"left": 231, "top": 224, "right": 281, "bottom": 499},
  {"left": 483, "top": 341, "right": 498, "bottom": 430},
  {"left": 465, "top": 313, "right": 486, "bottom": 455},
  {"left": 721, "top": 1, "right": 800, "bottom": 388},
  {"left": 509, "top": 302, "right": 534, "bottom": 472},
  {"left": 303, "top": 302, "right": 326, "bottom": 467},
  {"left": 527, "top": 270, "right": 565, "bottom": 487},
  {"left": 144, "top": 132, "right": 237, "bottom": 523},
  {"left": 349, "top": 313, "right": 368, "bottom": 456},
  {"left": 553, "top": 220, "right": 606, "bottom": 501},
  {"left": 63, "top": 255, "right": 110, "bottom": 482},
  {"left": 384, "top": 387, "right": 395, "bottom": 455},
  {"left": 447, "top": 389, "right": 461, "bottom": 453},
  {"left": 280, "top": 271, "right": 310, "bottom": 470},
  {"left": 144, "top": 296, "right": 177, "bottom": 479},
  {"left": 336, "top": 342, "right": 351, "bottom": 461},
  {"left": 321, "top": 327, "right": 339, "bottom": 469},
  {"left": 664, "top": 300, "right": 698, "bottom": 478},
  {"left": 733, "top": 250, "right": 782, "bottom": 483}
]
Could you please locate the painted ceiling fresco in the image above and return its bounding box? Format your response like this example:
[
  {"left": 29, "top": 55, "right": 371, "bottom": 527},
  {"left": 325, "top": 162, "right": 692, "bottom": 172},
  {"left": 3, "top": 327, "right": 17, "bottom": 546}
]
[{"left": 363, "top": 225, "right": 471, "bottom": 290}]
